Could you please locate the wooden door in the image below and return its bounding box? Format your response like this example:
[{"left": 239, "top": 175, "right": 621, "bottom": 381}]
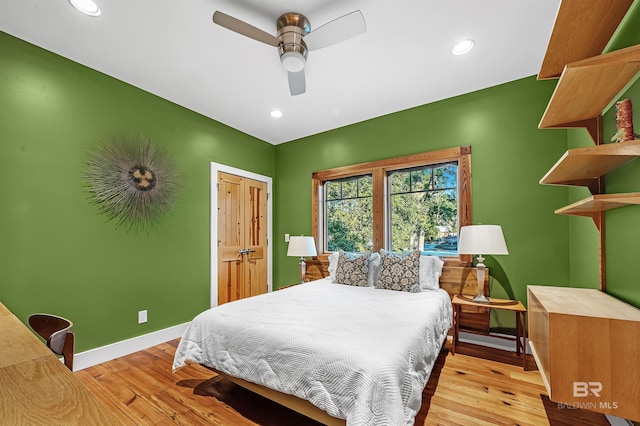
[{"left": 217, "top": 172, "right": 268, "bottom": 304}]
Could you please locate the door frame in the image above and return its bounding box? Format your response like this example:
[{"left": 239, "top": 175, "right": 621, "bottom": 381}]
[{"left": 210, "top": 162, "right": 273, "bottom": 308}]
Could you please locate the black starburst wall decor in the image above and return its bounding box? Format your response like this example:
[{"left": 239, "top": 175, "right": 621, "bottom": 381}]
[{"left": 85, "top": 135, "right": 179, "bottom": 232}]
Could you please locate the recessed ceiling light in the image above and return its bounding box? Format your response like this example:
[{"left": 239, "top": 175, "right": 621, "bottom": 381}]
[
  {"left": 69, "top": 0, "right": 101, "bottom": 16},
  {"left": 270, "top": 110, "right": 283, "bottom": 118},
  {"left": 452, "top": 39, "right": 474, "bottom": 56}
]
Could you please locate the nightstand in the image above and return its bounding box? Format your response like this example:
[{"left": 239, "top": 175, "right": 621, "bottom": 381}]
[{"left": 451, "top": 294, "right": 527, "bottom": 369}]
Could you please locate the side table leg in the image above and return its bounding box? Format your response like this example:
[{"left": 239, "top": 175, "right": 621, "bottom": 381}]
[
  {"left": 522, "top": 312, "right": 527, "bottom": 369},
  {"left": 516, "top": 311, "right": 521, "bottom": 357},
  {"left": 452, "top": 305, "right": 459, "bottom": 355}
]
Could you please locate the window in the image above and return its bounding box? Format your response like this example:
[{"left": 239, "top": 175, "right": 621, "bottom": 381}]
[
  {"left": 388, "top": 162, "right": 458, "bottom": 255},
  {"left": 312, "top": 146, "right": 471, "bottom": 265},
  {"left": 325, "top": 175, "right": 373, "bottom": 252}
]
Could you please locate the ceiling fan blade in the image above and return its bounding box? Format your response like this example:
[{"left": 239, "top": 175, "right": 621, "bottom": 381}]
[
  {"left": 213, "top": 11, "right": 281, "bottom": 47},
  {"left": 288, "top": 70, "right": 306, "bottom": 96},
  {"left": 304, "top": 10, "right": 366, "bottom": 51}
]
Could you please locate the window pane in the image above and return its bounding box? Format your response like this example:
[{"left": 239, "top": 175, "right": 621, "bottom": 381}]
[
  {"left": 389, "top": 163, "right": 458, "bottom": 256},
  {"left": 358, "top": 175, "right": 372, "bottom": 197},
  {"left": 342, "top": 179, "right": 357, "bottom": 199},
  {"left": 326, "top": 181, "right": 341, "bottom": 200},
  {"left": 390, "top": 171, "right": 410, "bottom": 193},
  {"left": 432, "top": 164, "right": 457, "bottom": 189},
  {"left": 412, "top": 169, "right": 430, "bottom": 191},
  {"left": 326, "top": 199, "right": 373, "bottom": 252},
  {"left": 324, "top": 175, "right": 373, "bottom": 252}
]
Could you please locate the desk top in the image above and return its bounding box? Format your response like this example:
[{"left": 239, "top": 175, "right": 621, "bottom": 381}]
[
  {"left": 452, "top": 294, "right": 526, "bottom": 312},
  {"left": 0, "top": 301, "right": 119, "bottom": 425},
  {"left": 528, "top": 285, "right": 640, "bottom": 320}
]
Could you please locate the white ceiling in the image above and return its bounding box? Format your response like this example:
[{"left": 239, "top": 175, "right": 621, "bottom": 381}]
[{"left": 0, "top": 0, "right": 561, "bottom": 144}]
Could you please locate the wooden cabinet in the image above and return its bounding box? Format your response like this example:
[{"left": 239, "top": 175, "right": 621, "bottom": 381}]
[{"left": 527, "top": 285, "right": 640, "bottom": 421}]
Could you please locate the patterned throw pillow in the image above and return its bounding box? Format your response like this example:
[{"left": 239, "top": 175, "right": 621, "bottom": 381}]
[
  {"left": 375, "top": 250, "right": 421, "bottom": 293},
  {"left": 334, "top": 251, "right": 370, "bottom": 287}
]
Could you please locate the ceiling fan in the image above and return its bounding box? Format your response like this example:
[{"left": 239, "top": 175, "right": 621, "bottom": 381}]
[{"left": 212, "top": 10, "right": 366, "bottom": 96}]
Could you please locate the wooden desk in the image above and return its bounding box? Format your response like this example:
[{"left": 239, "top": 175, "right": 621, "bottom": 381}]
[
  {"left": 451, "top": 295, "right": 527, "bottom": 368},
  {"left": 0, "top": 302, "right": 119, "bottom": 425}
]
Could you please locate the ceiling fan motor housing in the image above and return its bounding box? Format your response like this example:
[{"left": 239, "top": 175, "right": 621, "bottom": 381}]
[{"left": 276, "top": 12, "right": 310, "bottom": 72}]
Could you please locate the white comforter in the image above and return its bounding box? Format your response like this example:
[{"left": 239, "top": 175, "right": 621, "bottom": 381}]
[{"left": 173, "top": 279, "right": 452, "bottom": 425}]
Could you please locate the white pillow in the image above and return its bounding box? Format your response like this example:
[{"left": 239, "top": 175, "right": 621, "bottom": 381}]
[
  {"left": 367, "top": 252, "right": 381, "bottom": 287},
  {"left": 419, "top": 255, "right": 445, "bottom": 290},
  {"left": 327, "top": 251, "right": 339, "bottom": 280}
]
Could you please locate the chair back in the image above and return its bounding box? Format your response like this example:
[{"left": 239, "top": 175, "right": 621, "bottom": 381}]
[{"left": 29, "top": 313, "right": 74, "bottom": 370}]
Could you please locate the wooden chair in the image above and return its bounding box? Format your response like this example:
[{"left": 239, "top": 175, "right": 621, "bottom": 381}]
[{"left": 28, "top": 313, "right": 75, "bottom": 371}]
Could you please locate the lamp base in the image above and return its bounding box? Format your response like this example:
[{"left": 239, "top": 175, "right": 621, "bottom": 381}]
[
  {"left": 471, "top": 292, "right": 491, "bottom": 303},
  {"left": 473, "top": 257, "right": 489, "bottom": 303},
  {"left": 298, "top": 257, "right": 306, "bottom": 285}
]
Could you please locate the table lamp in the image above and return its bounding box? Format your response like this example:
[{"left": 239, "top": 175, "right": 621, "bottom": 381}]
[
  {"left": 457, "top": 225, "right": 508, "bottom": 303},
  {"left": 287, "top": 236, "right": 317, "bottom": 284}
]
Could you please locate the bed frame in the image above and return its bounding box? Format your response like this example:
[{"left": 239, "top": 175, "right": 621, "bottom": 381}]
[{"left": 208, "top": 260, "right": 489, "bottom": 425}]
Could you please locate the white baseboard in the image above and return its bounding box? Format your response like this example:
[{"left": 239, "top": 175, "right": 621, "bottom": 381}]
[
  {"left": 73, "top": 322, "right": 190, "bottom": 372},
  {"left": 458, "top": 331, "right": 532, "bottom": 354}
]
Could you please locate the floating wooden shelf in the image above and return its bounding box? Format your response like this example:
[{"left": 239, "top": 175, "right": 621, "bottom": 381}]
[
  {"left": 539, "top": 44, "right": 640, "bottom": 142},
  {"left": 540, "top": 139, "right": 640, "bottom": 187},
  {"left": 555, "top": 192, "right": 640, "bottom": 217},
  {"left": 538, "top": 0, "right": 634, "bottom": 80}
]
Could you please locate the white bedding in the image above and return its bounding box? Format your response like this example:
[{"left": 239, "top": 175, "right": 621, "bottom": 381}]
[{"left": 173, "top": 279, "right": 452, "bottom": 425}]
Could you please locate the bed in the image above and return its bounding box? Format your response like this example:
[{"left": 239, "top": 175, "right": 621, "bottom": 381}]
[{"left": 173, "top": 253, "right": 488, "bottom": 425}]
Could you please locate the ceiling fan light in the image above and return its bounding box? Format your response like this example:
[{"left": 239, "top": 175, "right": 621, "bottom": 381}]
[
  {"left": 68, "top": 0, "right": 101, "bottom": 16},
  {"left": 280, "top": 52, "right": 306, "bottom": 72},
  {"left": 452, "top": 39, "right": 474, "bottom": 55}
]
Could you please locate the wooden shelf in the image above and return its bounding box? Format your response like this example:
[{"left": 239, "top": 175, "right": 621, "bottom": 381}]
[
  {"left": 555, "top": 192, "right": 640, "bottom": 216},
  {"left": 540, "top": 139, "right": 640, "bottom": 187},
  {"left": 538, "top": 0, "right": 634, "bottom": 80},
  {"left": 539, "top": 44, "right": 640, "bottom": 141}
]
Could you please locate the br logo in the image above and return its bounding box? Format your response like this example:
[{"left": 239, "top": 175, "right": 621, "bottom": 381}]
[{"left": 573, "top": 382, "right": 602, "bottom": 397}]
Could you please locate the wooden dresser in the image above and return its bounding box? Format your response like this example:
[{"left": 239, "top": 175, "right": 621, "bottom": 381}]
[
  {"left": 0, "top": 302, "right": 119, "bottom": 424},
  {"left": 527, "top": 286, "right": 640, "bottom": 421}
]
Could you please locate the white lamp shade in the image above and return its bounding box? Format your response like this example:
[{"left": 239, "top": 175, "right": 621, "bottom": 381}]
[
  {"left": 457, "top": 225, "right": 508, "bottom": 255},
  {"left": 287, "top": 236, "right": 317, "bottom": 257}
]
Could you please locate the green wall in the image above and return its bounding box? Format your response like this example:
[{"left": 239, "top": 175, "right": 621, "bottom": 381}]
[
  {"left": 274, "top": 76, "right": 570, "bottom": 326},
  {"left": 0, "top": 32, "right": 275, "bottom": 352}
]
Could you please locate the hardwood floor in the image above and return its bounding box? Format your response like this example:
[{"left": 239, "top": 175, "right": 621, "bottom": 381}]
[{"left": 75, "top": 339, "right": 611, "bottom": 425}]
